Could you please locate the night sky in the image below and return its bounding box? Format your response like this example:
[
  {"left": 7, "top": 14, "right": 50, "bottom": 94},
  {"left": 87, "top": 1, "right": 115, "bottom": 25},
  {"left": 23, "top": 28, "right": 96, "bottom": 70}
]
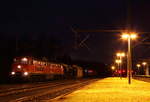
[{"left": 0, "top": 0, "right": 150, "bottom": 65}]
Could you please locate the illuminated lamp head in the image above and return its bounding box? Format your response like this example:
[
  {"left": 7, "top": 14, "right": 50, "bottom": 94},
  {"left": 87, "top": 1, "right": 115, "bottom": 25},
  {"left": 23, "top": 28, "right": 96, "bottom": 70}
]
[{"left": 121, "top": 32, "right": 137, "bottom": 40}]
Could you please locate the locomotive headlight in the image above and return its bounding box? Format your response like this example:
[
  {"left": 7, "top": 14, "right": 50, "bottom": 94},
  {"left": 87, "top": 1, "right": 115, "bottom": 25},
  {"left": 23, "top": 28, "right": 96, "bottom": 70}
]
[
  {"left": 11, "top": 72, "right": 15, "bottom": 75},
  {"left": 24, "top": 72, "right": 28, "bottom": 76},
  {"left": 17, "top": 65, "right": 21, "bottom": 69},
  {"left": 22, "top": 57, "right": 28, "bottom": 62}
]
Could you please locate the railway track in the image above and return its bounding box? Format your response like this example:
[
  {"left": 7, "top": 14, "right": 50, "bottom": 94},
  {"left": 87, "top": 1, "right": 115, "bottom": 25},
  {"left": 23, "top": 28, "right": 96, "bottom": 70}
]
[
  {"left": 0, "top": 78, "right": 98, "bottom": 102},
  {"left": 0, "top": 80, "right": 68, "bottom": 97},
  {"left": 134, "top": 76, "right": 150, "bottom": 83}
]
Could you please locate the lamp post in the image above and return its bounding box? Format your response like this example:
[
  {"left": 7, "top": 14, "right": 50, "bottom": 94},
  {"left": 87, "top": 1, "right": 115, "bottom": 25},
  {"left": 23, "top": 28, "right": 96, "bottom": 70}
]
[
  {"left": 122, "top": 32, "right": 137, "bottom": 84},
  {"left": 142, "top": 62, "right": 149, "bottom": 76},
  {"left": 115, "top": 59, "right": 122, "bottom": 77},
  {"left": 136, "top": 64, "right": 141, "bottom": 75},
  {"left": 111, "top": 66, "right": 116, "bottom": 76},
  {"left": 116, "top": 52, "right": 125, "bottom": 79}
]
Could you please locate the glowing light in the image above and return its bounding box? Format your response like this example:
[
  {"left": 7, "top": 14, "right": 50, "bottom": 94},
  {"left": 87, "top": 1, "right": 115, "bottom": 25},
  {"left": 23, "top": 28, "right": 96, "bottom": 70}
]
[
  {"left": 142, "top": 62, "right": 147, "bottom": 66},
  {"left": 118, "top": 70, "right": 121, "bottom": 74},
  {"left": 115, "top": 59, "right": 122, "bottom": 63},
  {"left": 111, "top": 66, "right": 115, "bottom": 70},
  {"left": 116, "top": 52, "right": 125, "bottom": 57},
  {"left": 17, "top": 65, "right": 21, "bottom": 69},
  {"left": 121, "top": 53, "right": 125, "bottom": 57},
  {"left": 121, "top": 33, "right": 137, "bottom": 40},
  {"left": 88, "top": 70, "right": 93, "bottom": 73},
  {"left": 130, "top": 33, "right": 137, "bottom": 39},
  {"left": 85, "top": 69, "right": 88, "bottom": 72},
  {"left": 136, "top": 64, "right": 141, "bottom": 68},
  {"left": 123, "top": 70, "right": 125, "bottom": 73},
  {"left": 24, "top": 72, "right": 28, "bottom": 76},
  {"left": 22, "top": 57, "right": 28, "bottom": 62},
  {"left": 11, "top": 72, "right": 15, "bottom": 75},
  {"left": 116, "top": 53, "right": 121, "bottom": 57},
  {"left": 122, "top": 33, "right": 129, "bottom": 39}
]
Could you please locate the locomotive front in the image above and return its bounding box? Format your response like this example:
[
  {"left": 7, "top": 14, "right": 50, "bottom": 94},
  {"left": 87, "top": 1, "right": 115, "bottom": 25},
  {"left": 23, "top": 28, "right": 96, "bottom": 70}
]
[
  {"left": 10, "top": 56, "right": 65, "bottom": 81},
  {"left": 11, "top": 57, "right": 31, "bottom": 79}
]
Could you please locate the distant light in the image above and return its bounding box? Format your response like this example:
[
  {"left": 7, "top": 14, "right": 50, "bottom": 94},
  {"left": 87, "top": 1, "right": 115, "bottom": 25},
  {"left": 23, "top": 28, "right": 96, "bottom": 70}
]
[
  {"left": 115, "top": 59, "right": 122, "bottom": 63},
  {"left": 121, "top": 32, "right": 137, "bottom": 40},
  {"left": 116, "top": 52, "right": 125, "bottom": 57},
  {"left": 122, "top": 33, "right": 129, "bottom": 39},
  {"left": 116, "top": 53, "right": 121, "bottom": 57},
  {"left": 118, "top": 70, "right": 121, "bottom": 74},
  {"left": 121, "top": 53, "right": 125, "bottom": 57},
  {"left": 85, "top": 69, "right": 88, "bottom": 72},
  {"left": 123, "top": 70, "right": 125, "bottom": 73},
  {"left": 142, "top": 62, "right": 147, "bottom": 66},
  {"left": 88, "top": 70, "right": 93, "bottom": 73},
  {"left": 17, "top": 65, "right": 21, "bottom": 69},
  {"left": 11, "top": 72, "right": 15, "bottom": 75},
  {"left": 24, "top": 72, "right": 28, "bottom": 76},
  {"left": 130, "top": 33, "right": 137, "bottom": 39},
  {"left": 136, "top": 64, "right": 141, "bottom": 68},
  {"left": 22, "top": 57, "right": 28, "bottom": 62},
  {"left": 111, "top": 66, "right": 115, "bottom": 70},
  {"left": 61, "top": 66, "right": 63, "bottom": 69}
]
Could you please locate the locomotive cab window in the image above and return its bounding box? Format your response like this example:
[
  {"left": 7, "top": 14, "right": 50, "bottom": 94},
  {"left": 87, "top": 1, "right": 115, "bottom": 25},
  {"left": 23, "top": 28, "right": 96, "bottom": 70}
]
[
  {"left": 13, "top": 57, "right": 29, "bottom": 64},
  {"left": 21, "top": 57, "right": 28, "bottom": 64}
]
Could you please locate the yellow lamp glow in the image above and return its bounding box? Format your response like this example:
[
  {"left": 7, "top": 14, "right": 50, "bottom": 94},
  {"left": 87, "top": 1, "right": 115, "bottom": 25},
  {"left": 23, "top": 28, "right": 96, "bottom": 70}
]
[
  {"left": 116, "top": 53, "right": 121, "bottom": 57},
  {"left": 121, "top": 53, "right": 125, "bottom": 57},
  {"left": 142, "top": 62, "right": 147, "bottom": 66},
  {"left": 111, "top": 66, "right": 115, "bottom": 70},
  {"left": 116, "top": 52, "right": 125, "bottom": 57},
  {"left": 122, "top": 34, "right": 129, "bottom": 39},
  {"left": 136, "top": 64, "right": 141, "bottom": 68},
  {"left": 122, "top": 32, "right": 137, "bottom": 40},
  {"left": 115, "top": 59, "right": 122, "bottom": 63},
  {"left": 130, "top": 33, "right": 137, "bottom": 39}
]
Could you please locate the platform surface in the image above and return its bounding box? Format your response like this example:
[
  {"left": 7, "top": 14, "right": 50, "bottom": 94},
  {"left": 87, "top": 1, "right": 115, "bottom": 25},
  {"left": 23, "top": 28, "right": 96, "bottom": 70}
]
[{"left": 51, "top": 77, "right": 150, "bottom": 102}]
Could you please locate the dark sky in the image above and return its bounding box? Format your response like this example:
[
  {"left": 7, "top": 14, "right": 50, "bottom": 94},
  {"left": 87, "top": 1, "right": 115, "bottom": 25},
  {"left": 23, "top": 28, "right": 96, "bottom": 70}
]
[{"left": 0, "top": 0, "right": 150, "bottom": 64}]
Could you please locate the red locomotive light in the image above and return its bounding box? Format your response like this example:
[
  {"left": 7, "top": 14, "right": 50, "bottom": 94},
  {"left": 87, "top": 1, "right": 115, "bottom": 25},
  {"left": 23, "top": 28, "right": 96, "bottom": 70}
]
[
  {"left": 118, "top": 70, "right": 121, "bottom": 74},
  {"left": 122, "top": 70, "right": 125, "bottom": 73},
  {"left": 88, "top": 70, "right": 93, "bottom": 73}
]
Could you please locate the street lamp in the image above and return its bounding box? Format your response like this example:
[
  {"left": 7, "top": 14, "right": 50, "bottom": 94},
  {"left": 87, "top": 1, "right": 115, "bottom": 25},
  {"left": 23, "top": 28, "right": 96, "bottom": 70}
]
[
  {"left": 142, "top": 62, "right": 149, "bottom": 75},
  {"left": 111, "top": 66, "right": 116, "bottom": 77},
  {"left": 115, "top": 59, "right": 122, "bottom": 64},
  {"left": 116, "top": 52, "right": 125, "bottom": 79},
  {"left": 142, "top": 62, "right": 147, "bottom": 66},
  {"left": 115, "top": 59, "right": 122, "bottom": 77},
  {"left": 116, "top": 52, "right": 125, "bottom": 57},
  {"left": 121, "top": 32, "right": 137, "bottom": 84},
  {"left": 136, "top": 64, "right": 141, "bottom": 68},
  {"left": 136, "top": 64, "right": 141, "bottom": 75}
]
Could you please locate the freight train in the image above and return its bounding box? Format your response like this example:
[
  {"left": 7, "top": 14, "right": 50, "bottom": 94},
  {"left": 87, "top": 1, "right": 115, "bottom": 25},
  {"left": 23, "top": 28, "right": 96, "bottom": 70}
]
[{"left": 10, "top": 56, "right": 83, "bottom": 81}]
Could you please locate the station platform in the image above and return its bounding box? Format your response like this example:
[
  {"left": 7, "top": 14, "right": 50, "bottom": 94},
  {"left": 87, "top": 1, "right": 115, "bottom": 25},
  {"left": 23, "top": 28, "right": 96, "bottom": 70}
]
[{"left": 50, "top": 77, "right": 150, "bottom": 102}]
